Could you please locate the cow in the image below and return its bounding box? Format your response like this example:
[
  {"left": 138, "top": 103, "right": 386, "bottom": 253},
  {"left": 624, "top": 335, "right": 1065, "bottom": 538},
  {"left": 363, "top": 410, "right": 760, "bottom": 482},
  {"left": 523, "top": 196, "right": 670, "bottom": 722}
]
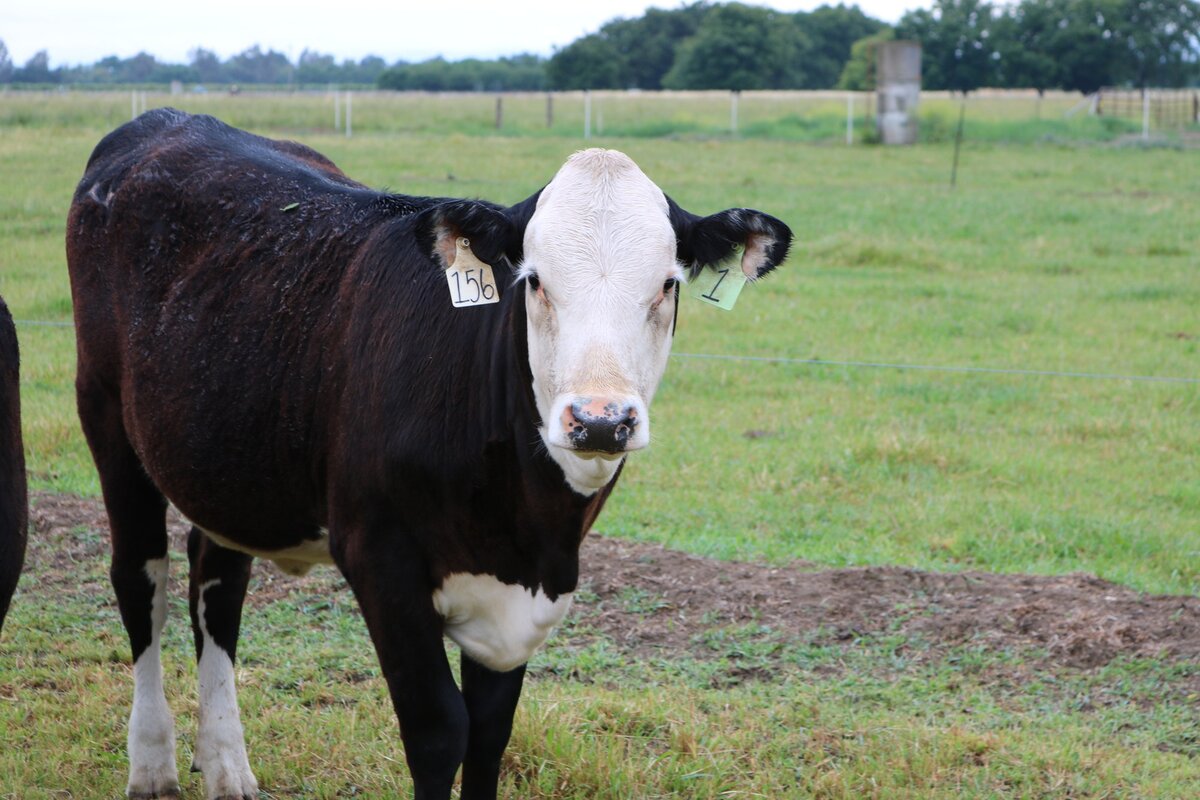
[
  {"left": 0, "top": 295, "right": 26, "bottom": 633},
  {"left": 66, "top": 108, "right": 792, "bottom": 800}
]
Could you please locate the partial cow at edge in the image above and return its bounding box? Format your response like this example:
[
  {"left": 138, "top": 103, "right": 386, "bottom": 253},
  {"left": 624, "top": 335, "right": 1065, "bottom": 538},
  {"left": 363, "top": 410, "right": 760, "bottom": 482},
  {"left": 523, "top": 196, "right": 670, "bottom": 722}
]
[
  {"left": 0, "top": 295, "right": 27, "bottom": 633},
  {"left": 66, "top": 108, "right": 792, "bottom": 800}
]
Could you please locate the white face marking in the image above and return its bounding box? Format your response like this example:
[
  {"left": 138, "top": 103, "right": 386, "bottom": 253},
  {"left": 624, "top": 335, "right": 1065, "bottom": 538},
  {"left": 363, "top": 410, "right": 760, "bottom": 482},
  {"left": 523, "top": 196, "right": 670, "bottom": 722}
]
[
  {"left": 193, "top": 579, "right": 259, "bottom": 799},
  {"left": 127, "top": 558, "right": 180, "bottom": 797},
  {"left": 202, "top": 528, "right": 331, "bottom": 576},
  {"left": 520, "top": 149, "right": 681, "bottom": 495},
  {"left": 432, "top": 573, "right": 574, "bottom": 673}
]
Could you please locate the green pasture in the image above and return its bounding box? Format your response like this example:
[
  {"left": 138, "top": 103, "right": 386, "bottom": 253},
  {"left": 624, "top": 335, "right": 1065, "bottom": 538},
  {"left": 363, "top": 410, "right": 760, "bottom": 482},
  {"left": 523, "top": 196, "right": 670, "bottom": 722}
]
[{"left": 1, "top": 98, "right": 1198, "bottom": 797}]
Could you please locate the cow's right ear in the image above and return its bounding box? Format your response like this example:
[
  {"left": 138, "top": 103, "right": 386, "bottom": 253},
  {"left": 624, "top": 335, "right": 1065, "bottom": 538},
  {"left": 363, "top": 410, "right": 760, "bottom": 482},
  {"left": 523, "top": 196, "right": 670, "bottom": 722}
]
[
  {"left": 667, "top": 197, "right": 792, "bottom": 281},
  {"left": 418, "top": 200, "right": 515, "bottom": 275}
]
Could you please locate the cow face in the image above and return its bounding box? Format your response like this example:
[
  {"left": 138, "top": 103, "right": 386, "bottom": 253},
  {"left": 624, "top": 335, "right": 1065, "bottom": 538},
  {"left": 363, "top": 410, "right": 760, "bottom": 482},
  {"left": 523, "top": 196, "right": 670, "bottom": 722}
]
[{"left": 515, "top": 149, "right": 792, "bottom": 495}]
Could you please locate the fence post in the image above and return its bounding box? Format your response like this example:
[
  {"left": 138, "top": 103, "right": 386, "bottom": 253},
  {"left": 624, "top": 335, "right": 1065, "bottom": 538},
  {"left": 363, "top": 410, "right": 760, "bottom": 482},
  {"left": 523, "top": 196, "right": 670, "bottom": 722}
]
[
  {"left": 546, "top": 93, "right": 554, "bottom": 128},
  {"left": 730, "top": 90, "right": 739, "bottom": 135},
  {"left": 131, "top": 90, "right": 137, "bottom": 120},
  {"left": 334, "top": 88, "right": 340, "bottom": 131},
  {"left": 584, "top": 90, "right": 592, "bottom": 139},
  {"left": 846, "top": 92, "right": 854, "bottom": 145},
  {"left": 1142, "top": 88, "right": 1149, "bottom": 141},
  {"left": 346, "top": 91, "right": 352, "bottom": 138},
  {"left": 495, "top": 95, "right": 504, "bottom": 130}
]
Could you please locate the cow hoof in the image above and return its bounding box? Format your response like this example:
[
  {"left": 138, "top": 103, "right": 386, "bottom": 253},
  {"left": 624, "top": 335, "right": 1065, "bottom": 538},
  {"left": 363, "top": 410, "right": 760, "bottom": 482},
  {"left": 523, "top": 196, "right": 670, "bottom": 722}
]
[
  {"left": 127, "top": 768, "right": 181, "bottom": 798},
  {"left": 195, "top": 761, "right": 259, "bottom": 800},
  {"left": 127, "top": 786, "right": 181, "bottom": 799}
]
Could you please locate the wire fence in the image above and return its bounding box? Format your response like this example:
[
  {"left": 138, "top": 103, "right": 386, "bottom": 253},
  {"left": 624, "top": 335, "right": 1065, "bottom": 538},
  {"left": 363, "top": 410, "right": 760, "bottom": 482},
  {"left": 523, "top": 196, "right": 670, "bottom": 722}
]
[
  {"left": 4, "top": 88, "right": 1194, "bottom": 144},
  {"left": 1096, "top": 88, "right": 1200, "bottom": 129},
  {"left": 15, "top": 319, "right": 1197, "bottom": 385}
]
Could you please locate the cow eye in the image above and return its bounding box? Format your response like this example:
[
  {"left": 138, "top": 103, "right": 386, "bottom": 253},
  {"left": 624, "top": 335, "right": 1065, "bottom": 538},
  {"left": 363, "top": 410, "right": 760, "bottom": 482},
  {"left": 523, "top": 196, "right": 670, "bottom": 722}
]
[
  {"left": 527, "top": 274, "right": 541, "bottom": 291},
  {"left": 663, "top": 278, "right": 678, "bottom": 294}
]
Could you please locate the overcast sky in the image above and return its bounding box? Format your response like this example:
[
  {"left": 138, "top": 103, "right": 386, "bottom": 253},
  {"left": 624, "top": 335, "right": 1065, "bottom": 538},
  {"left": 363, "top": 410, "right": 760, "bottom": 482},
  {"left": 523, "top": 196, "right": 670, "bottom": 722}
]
[{"left": 3, "top": 1, "right": 930, "bottom": 68}]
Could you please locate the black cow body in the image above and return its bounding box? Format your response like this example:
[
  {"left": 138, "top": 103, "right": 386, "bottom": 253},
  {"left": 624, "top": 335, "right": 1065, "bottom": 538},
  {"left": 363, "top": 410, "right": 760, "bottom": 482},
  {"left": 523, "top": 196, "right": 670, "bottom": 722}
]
[
  {"left": 67, "top": 109, "right": 790, "bottom": 800},
  {"left": 0, "top": 296, "right": 26, "bottom": 632}
]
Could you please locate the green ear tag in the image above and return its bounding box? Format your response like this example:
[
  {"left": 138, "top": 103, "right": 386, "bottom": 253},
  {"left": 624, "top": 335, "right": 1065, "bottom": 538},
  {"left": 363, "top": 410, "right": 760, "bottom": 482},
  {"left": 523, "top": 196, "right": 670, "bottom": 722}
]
[{"left": 689, "top": 246, "right": 747, "bottom": 311}]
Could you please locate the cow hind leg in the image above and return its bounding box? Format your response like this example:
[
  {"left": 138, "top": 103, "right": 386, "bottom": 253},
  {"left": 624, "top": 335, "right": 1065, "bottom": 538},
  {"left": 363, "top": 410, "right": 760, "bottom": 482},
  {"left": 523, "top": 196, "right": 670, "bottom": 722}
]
[
  {"left": 187, "top": 527, "right": 258, "bottom": 800},
  {"left": 77, "top": 382, "right": 179, "bottom": 798}
]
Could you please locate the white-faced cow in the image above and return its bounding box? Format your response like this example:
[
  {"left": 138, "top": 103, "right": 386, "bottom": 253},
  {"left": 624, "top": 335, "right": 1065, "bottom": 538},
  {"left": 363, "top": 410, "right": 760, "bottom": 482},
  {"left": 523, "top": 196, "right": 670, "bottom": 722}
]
[
  {"left": 66, "top": 108, "right": 791, "bottom": 800},
  {"left": 0, "top": 296, "right": 26, "bottom": 632}
]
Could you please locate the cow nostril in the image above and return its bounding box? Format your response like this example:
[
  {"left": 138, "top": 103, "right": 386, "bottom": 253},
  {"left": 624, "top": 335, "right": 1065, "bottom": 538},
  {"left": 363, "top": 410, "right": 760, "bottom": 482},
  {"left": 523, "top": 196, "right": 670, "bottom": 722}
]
[{"left": 563, "top": 398, "right": 639, "bottom": 453}]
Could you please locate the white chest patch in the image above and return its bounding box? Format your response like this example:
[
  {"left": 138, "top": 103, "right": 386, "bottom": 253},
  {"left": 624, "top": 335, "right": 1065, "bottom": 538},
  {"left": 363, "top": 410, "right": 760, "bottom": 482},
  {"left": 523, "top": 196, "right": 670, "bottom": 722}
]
[{"left": 432, "top": 573, "right": 574, "bottom": 673}]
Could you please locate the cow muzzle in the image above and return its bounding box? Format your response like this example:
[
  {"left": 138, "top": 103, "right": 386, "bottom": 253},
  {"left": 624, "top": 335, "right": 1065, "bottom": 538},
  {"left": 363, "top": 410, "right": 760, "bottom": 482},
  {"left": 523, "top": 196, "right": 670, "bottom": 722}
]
[{"left": 553, "top": 395, "right": 648, "bottom": 454}]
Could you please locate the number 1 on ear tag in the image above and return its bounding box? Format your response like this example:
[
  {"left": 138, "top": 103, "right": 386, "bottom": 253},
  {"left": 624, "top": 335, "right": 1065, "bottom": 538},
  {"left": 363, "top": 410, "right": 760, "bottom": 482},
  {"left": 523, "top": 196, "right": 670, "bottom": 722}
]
[
  {"left": 689, "top": 245, "right": 747, "bottom": 311},
  {"left": 446, "top": 237, "right": 500, "bottom": 308}
]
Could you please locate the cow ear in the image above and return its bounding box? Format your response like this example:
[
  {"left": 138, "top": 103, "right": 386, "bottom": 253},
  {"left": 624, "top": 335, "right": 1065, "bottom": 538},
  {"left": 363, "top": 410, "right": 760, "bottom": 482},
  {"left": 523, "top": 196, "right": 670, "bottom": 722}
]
[
  {"left": 501, "top": 188, "right": 542, "bottom": 265},
  {"left": 418, "top": 200, "right": 514, "bottom": 274},
  {"left": 668, "top": 198, "right": 792, "bottom": 281}
]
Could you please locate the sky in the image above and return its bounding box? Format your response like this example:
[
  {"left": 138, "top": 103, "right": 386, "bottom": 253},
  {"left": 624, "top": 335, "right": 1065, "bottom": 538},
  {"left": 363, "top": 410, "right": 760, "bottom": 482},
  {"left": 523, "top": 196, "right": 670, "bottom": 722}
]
[{"left": 3, "top": 1, "right": 930, "bottom": 68}]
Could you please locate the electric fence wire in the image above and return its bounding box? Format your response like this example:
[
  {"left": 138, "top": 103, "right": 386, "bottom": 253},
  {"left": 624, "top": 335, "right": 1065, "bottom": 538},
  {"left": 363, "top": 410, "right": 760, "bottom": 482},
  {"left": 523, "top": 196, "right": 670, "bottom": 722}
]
[{"left": 14, "top": 319, "right": 1199, "bottom": 385}]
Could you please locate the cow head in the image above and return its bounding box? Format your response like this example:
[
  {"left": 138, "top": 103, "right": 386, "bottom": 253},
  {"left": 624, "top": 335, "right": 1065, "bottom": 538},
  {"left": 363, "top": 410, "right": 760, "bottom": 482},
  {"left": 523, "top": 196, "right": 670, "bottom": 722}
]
[{"left": 511, "top": 149, "right": 792, "bottom": 495}]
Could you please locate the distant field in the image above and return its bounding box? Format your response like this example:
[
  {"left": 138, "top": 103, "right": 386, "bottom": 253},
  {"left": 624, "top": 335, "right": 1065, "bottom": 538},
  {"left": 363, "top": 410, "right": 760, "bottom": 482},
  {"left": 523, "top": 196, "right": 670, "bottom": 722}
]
[{"left": 1, "top": 102, "right": 1198, "bottom": 798}]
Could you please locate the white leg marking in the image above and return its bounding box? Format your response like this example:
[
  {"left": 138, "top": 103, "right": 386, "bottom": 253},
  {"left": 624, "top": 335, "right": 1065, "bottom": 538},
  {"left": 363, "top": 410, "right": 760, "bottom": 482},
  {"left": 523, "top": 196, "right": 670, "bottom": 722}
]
[
  {"left": 194, "top": 578, "right": 259, "bottom": 799},
  {"left": 128, "top": 558, "right": 180, "bottom": 798}
]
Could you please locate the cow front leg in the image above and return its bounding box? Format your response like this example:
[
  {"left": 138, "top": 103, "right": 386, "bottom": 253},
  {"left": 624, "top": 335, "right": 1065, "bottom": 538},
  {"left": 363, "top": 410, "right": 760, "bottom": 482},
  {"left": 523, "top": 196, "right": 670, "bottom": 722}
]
[
  {"left": 460, "top": 654, "right": 526, "bottom": 800},
  {"left": 334, "top": 530, "right": 467, "bottom": 800},
  {"left": 187, "top": 527, "right": 257, "bottom": 800}
]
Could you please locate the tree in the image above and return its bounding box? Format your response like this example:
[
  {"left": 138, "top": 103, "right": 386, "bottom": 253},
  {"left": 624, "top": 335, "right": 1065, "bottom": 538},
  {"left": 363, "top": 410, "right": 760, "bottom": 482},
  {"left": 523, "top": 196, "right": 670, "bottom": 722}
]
[
  {"left": 799, "top": 4, "right": 888, "bottom": 89},
  {"left": 123, "top": 52, "right": 160, "bottom": 82},
  {"left": 897, "top": 0, "right": 1001, "bottom": 91},
  {"left": 837, "top": 28, "right": 894, "bottom": 90},
  {"left": 664, "top": 3, "right": 809, "bottom": 90},
  {"left": 354, "top": 56, "right": 388, "bottom": 85},
  {"left": 189, "top": 48, "right": 224, "bottom": 83},
  {"left": 0, "top": 40, "right": 13, "bottom": 84},
  {"left": 989, "top": 1, "right": 1060, "bottom": 91},
  {"left": 600, "top": 4, "right": 711, "bottom": 89},
  {"left": 14, "top": 50, "right": 59, "bottom": 83},
  {"left": 296, "top": 49, "right": 338, "bottom": 84},
  {"left": 547, "top": 34, "right": 622, "bottom": 90},
  {"left": 225, "top": 45, "right": 292, "bottom": 85},
  {"left": 1110, "top": 0, "right": 1200, "bottom": 87}
]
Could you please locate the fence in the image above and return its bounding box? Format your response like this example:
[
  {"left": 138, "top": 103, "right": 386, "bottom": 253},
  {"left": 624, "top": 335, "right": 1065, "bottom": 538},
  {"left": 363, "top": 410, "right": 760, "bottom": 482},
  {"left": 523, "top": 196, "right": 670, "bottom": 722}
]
[
  {"left": 1096, "top": 88, "right": 1199, "bottom": 130},
  {"left": 1, "top": 88, "right": 1194, "bottom": 144}
]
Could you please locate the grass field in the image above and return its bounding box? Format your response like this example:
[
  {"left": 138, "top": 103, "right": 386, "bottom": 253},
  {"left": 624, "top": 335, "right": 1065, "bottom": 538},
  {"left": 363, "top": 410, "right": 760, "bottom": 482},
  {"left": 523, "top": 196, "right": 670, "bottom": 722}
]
[{"left": 1, "top": 96, "right": 1198, "bottom": 798}]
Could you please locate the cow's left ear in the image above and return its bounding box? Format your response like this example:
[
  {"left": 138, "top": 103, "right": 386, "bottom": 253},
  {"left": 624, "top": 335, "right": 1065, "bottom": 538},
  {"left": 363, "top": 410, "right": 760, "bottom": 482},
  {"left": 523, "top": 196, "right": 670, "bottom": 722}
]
[
  {"left": 668, "top": 197, "right": 793, "bottom": 281},
  {"left": 418, "top": 199, "right": 515, "bottom": 275}
]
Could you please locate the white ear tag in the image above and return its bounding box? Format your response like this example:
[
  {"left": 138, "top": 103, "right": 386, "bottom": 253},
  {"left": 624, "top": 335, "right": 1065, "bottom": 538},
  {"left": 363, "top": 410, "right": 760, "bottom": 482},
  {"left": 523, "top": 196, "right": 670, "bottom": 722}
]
[
  {"left": 446, "top": 237, "right": 500, "bottom": 308},
  {"left": 689, "top": 245, "right": 747, "bottom": 311}
]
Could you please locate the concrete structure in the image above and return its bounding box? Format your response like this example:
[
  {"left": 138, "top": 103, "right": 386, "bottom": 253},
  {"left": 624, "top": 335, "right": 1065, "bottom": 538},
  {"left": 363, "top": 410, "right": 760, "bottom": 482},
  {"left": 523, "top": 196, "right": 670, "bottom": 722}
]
[{"left": 877, "top": 41, "right": 922, "bottom": 145}]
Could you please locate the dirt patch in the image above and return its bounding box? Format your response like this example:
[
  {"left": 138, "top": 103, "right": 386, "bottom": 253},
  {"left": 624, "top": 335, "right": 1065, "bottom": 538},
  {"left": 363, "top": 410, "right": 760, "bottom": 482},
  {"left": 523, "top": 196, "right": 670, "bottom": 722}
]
[{"left": 26, "top": 492, "right": 1200, "bottom": 675}]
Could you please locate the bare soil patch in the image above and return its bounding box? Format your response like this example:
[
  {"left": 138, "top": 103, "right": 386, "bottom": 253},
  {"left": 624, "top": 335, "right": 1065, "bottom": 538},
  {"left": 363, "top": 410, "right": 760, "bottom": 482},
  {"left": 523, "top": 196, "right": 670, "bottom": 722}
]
[{"left": 27, "top": 492, "right": 1200, "bottom": 677}]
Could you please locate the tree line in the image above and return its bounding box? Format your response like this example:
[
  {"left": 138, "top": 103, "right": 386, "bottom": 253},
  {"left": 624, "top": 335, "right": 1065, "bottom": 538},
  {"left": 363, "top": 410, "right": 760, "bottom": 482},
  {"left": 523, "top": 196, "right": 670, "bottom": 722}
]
[{"left": 2, "top": 1, "right": 1198, "bottom": 93}]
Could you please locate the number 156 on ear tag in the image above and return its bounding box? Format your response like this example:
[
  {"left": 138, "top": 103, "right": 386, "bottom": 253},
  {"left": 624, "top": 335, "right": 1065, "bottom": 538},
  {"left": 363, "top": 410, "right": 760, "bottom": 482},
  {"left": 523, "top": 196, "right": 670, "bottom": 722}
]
[
  {"left": 447, "top": 237, "right": 500, "bottom": 308},
  {"left": 689, "top": 245, "right": 747, "bottom": 311}
]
